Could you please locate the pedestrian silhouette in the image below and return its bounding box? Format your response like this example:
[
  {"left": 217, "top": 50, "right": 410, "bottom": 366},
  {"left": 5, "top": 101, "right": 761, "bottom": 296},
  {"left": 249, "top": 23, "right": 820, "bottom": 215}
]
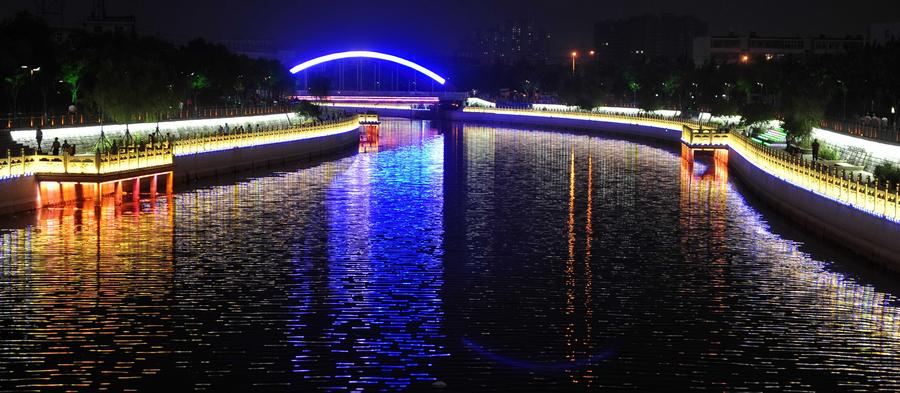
[{"left": 35, "top": 126, "right": 43, "bottom": 153}]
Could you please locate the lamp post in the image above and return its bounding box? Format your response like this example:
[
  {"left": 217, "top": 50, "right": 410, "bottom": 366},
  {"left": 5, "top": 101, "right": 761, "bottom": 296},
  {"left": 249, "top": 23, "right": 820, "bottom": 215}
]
[
  {"left": 892, "top": 106, "right": 896, "bottom": 137},
  {"left": 837, "top": 80, "right": 847, "bottom": 119},
  {"left": 571, "top": 51, "right": 578, "bottom": 75}
]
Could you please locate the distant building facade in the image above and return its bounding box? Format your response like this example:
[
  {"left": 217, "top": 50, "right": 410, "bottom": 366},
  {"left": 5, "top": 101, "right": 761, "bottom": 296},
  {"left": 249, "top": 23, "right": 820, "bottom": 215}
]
[
  {"left": 216, "top": 39, "right": 297, "bottom": 66},
  {"left": 869, "top": 22, "right": 900, "bottom": 46},
  {"left": 82, "top": 0, "right": 135, "bottom": 35},
  {"left": 593, "top": 13, "right": 708, "bottom": 64},
  {"left": 693, "top": 34, "right": 865, "bottom": 65},
  {"left": 456, "top": 19, "right": 552, "bottom": 64}
]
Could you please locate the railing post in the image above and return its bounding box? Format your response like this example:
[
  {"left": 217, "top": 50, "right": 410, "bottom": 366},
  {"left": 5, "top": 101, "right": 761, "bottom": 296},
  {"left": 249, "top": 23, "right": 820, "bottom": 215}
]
[{"left": 863, "top": 175, "right": 870, "bottom": 210}]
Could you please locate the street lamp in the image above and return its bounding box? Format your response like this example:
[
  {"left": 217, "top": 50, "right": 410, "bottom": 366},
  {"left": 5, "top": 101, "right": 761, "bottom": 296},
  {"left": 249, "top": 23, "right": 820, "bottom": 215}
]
[
  {"left": 571, "top": 51, "right": 578, "bottom": 75},
  {"left": 837, "top": 80, "right": 847, "bottom": 119}
]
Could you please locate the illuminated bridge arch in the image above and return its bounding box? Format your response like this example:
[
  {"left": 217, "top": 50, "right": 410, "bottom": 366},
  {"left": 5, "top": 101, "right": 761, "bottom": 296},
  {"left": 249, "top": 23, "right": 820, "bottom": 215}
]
[{"left": 289, "top": 51, "right": 446, "bottom": 85}]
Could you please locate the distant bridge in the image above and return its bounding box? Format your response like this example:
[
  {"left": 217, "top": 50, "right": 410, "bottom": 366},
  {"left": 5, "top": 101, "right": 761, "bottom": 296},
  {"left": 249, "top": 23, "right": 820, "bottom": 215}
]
[
  {"left": 288, "top": 51, "right": 468, "bottom": 102},
  {"left": 291, "top": 90, "right": 469, "bottom": 103},
  {"left": 289, "top": 51, "right": 447, "bottom": 85}
]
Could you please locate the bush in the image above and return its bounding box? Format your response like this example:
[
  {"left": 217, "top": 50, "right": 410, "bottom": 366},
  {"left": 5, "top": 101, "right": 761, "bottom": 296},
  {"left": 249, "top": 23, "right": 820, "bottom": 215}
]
[
  {"left": 874, "top": 162, "right": 900, "bottom": 187},
  {"left": 818, "top": 145, "right": 840, "bottom": 160},
  {"left": 293, "top": 101, "right": 320, "bottom": 120}
]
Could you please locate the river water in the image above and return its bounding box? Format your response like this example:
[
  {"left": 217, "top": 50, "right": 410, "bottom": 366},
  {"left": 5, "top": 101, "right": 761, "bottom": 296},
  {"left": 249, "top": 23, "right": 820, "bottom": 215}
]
[{"left": 1, "top": 119, "right": 899, "bottom": 392}]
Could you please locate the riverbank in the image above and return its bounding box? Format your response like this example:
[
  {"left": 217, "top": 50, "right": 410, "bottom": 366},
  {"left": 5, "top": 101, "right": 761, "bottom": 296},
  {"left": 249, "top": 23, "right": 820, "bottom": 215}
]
[
  {"left": 447, "top": 107, "right": 900, "bottom": 271},
  {"left": 0, "top": 115, "right": 362, "bottom": 215}
]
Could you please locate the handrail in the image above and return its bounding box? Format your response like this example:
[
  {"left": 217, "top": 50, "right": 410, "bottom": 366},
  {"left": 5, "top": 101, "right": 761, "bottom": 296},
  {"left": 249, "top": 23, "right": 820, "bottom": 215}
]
[
  {"left": 820, "top": 118, "right": 900, "bottom": 144},
  {"left": 463, "top": 106, "right": 705, "bottom": 130},
  {"left": 0, "top": 115, "right": 362, "bottom": 179},
  {"left": 1, "top": 105, "right": 294, "bottom": 131},
  {"left": 730, "top": 131, "right": 899, "bottom": 221},
  {"left": 173, "top": 116, "right": 361, "bottom": 155}
]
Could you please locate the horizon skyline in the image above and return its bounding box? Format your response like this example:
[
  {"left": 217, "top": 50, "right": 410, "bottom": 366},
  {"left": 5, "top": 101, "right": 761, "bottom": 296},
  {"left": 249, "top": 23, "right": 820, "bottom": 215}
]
[{"left": 1, "top": 0, "right": 898, "bottom": 59}]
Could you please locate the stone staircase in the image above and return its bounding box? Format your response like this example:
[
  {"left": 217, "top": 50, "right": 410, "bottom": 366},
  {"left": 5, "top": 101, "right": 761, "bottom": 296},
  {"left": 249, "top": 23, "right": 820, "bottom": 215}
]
[{"left": 0, "top": 131, "right": 36, "bottom": 158}]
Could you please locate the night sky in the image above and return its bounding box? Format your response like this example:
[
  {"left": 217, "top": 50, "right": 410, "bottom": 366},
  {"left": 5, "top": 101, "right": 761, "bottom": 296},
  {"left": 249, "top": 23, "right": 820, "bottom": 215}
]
[{"left": 2, "top": 0, "right": 899, "bottom": 61}]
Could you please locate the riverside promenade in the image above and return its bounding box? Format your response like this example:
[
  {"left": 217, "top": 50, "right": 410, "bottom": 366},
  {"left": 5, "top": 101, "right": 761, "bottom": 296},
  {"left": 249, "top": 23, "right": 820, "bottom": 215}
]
[
  {"left": 0, "top": 114, "right": 364, "bottom": 214},
  {"left": 457, "top": 107, "right": 900, "bottom": 270}
]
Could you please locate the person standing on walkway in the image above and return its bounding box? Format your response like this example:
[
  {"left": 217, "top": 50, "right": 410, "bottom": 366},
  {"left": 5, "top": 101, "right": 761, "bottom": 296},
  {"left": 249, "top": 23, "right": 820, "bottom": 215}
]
[
  {"left": 51, "top": 137, "right": 60, "bottom": 155},
  {"left": 812, "top": 139, "right": 821, "bottom": 161},
  {"left": 61, "top": 140, "right": 70, "bottom": 156},
  {"left": 35, "top": 126, "right": 43, "bottom": 153}
]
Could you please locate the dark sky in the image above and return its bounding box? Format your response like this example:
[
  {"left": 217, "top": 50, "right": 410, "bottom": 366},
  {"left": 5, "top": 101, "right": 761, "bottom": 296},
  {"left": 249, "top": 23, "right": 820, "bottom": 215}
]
[{"left": 3, "top": 0, "right": 899, "bottom": 62}]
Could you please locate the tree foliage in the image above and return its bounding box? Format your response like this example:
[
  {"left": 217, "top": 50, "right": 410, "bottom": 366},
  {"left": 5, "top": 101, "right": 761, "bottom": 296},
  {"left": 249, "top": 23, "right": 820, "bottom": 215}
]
[{"left": 0, "top": 12, "right": 295, "bottom": 120}]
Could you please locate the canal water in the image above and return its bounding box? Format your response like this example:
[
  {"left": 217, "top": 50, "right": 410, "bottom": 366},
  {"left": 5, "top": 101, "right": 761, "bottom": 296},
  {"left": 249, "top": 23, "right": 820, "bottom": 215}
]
[{"left": 1, "top": 119, "right": 899, "bottom": 392}]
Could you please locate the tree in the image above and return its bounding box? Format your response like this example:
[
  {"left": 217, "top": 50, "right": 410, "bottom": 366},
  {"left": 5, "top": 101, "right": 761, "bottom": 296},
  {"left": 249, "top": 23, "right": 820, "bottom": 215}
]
[
  {"left": 661, "top": 74, "right": 682, "bottom": 108},
  {"left": 740, "top": 102, "right": 777, "bottom": 128},
  {"left": 60, "top": 60, "right": 87, "bottom": 104},
  {"left": 308, "top": 75, "right": 332, "bottom": 101},
  {"left": 3, "top": 72, "right": 26, "bottom": 115},
  {"left": 627, "top": 80, "right": 641, "bottom": 107},
  {"left": 294, "top": 100, "right": 320, "bottom": 121}
]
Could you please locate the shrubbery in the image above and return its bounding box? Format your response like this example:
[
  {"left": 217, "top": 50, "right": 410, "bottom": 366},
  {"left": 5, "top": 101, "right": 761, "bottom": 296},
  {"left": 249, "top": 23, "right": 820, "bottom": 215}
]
[
  {"left": 874, "top": 162, "right": 900, "bottom": 187},
  {"left": 818, "top": 145, "right": 840, "bottom": 160}
]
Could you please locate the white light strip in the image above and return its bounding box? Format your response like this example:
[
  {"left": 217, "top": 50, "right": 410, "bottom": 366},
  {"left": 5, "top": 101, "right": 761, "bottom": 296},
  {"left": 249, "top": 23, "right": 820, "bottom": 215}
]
[
  {"left": 315, "top": 102, "right": 430, "bottom": 110},
  {"left": 463, "top": 107, "right": 684, "bottom": 132},
  {"left": 292, "top": 95, "right": 439, "bottom": 103},
  {"left": 10, "top": 113, "right": 297, "bottom": 141},
  {"left": 813, "top": 127, "right": 900, "bottom": 163}
]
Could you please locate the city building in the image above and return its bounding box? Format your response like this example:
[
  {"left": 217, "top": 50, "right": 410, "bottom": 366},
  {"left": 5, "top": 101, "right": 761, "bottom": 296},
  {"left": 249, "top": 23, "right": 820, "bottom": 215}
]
[
  {"left": 82, "top": 0, "right": 135, "bottom": 35},
  {"left": 593, "top": 13, "right": 708, "bottom": 64},
  {"left": 456, "top": 19, "right": 552, "bottom": 64},
  {"left": 693, "top": 34, "right": 865, "bottom": 65},
  {"left": 869, "top": 22, "right": 900, "bottom": 46},
  {"left": 37, "top": 0, "right": 135, "bottom": 42},
  {"left": 215, "top": 39, "right": 297, "bottom": 66}
]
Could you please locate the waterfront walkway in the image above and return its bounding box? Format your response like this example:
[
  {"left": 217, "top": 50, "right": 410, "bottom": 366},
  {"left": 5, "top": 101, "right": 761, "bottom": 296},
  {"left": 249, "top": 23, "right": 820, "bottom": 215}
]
[
  {"left": 0, "top": 116, "right": 368, "bottom": 181},
  {"left": 463, "top": 107, "right": 900, "bottom": 224}
]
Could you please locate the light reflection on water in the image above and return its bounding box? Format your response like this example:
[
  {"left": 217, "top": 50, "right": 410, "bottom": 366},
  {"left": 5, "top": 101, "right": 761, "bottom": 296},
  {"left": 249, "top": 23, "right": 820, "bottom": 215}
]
[{"left": 0, "top": 119, "right": 899, "bottom": 391}]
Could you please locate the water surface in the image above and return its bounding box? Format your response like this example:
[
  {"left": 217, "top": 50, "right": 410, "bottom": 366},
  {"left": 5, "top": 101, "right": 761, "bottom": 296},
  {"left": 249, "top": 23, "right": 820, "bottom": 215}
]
[{"left": 1, "top": 119, "right": 899, "bottom": 392}]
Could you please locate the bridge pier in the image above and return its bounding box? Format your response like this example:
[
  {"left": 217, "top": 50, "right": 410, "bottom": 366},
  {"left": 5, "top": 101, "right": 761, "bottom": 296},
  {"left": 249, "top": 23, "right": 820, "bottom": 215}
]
[
  {"left": 132, "top": 177, "right": 141, "bottom": 202},
  {"left": 35, "top": 170, "right": 174, "bottom": 209},
  {"left": 166, "top": 172, "right": 173, "bottom": 194},
  {"left": 150, "top": 175, "right": 158, "bottom": 198},
  {"left": 115, "top": 181, "right": 123, "bottom": 205}
]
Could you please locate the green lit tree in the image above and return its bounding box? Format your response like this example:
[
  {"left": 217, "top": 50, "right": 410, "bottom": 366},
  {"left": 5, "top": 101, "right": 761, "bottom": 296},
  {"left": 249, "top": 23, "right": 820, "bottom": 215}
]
[
  {"left": 627, "top": 80, "right": 641, "bottom": 107},
  {"left": 3, "top": 72, "right": 27, "bottom": 116},
  {"left": 60, "top": 60, "right": 87, "bottom": 104}
]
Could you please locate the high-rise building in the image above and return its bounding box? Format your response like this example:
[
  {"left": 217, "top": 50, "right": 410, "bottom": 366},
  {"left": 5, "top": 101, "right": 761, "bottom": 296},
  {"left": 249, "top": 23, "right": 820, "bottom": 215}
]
[
  {"left": 693, "top": 34, "right": 865, "bottom": 65},
  {"left": 869, "top": 22, "right": 900, "bottom": 46},
  {"left": 457, "top": 19, "right": 552, "bottom": 64},
  {"left": 82, "top": 0, "right": 135, "bottom": 35},
  {"left": 593, "top": 13, "right": 708, "bottom": 64}
]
